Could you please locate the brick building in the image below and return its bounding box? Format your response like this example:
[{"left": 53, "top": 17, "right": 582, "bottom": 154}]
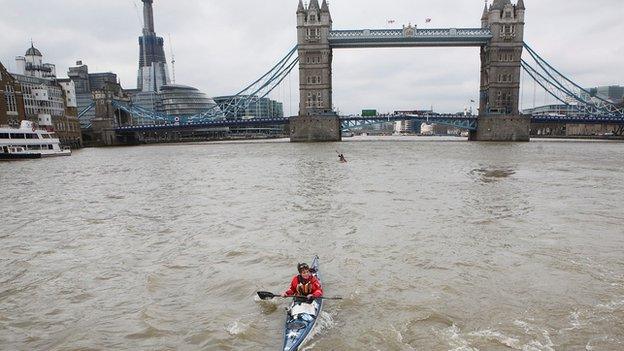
[{"left": 0, "top": 61, "right": 26, "bottom": 127}]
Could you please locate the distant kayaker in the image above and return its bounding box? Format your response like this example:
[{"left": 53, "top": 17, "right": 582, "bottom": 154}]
[
  {"left": 281, "top": 263, "right": 323, "bottom": 302},
  {"left": 338, "top": 154, "right": 347, "bottom": 163}
]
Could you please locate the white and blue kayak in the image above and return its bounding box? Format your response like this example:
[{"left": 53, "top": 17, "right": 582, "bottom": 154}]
[{"left": 282, "top": 255, "right": 322, "bottom": 351}]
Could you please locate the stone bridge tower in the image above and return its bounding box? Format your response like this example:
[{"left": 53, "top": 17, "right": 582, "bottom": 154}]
[
  {"left": 290, "top": 0, "right": 341, "bottom": 142},
  {"left": 472, "top": 0, "right": 530, "bottom": 141},
  {"left": 89, "top": 85, "right": 133, "bottom": 146},
  {"left": 297, "top": 0, "right": 332, "bottom": 115}
]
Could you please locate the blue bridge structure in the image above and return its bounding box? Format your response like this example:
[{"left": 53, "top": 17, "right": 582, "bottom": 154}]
[
  {"left": 83, "top": 0, "right": 624, "bottom": 145},
  {"left": 111, "top": 113, "right": 624, "bottom": 135}
]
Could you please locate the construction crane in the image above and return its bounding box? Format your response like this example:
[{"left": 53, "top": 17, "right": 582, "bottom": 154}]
[{"left": 168, "top": 34, "right": 176, "bottom": 84}]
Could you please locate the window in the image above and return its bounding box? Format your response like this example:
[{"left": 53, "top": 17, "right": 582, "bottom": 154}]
[
  {"left": 498, "top": 74, "right": 513, "bottom": 83},
  {"left": 307, "top": 75, "right": 322, "bottom": 84},
  {"left": 307, "top": 56, "right": 321, "bottom": 64},
  {"left": 498, "top": 50, "right": 514, "bottom": 62},
  {"left": 0, "top": 133, "right": 9, "bottom": 139},
  {"left": 9, "top": 133, "right": 25, "bottom": 139},
  {"left": 26, "top": 133, "right": 39, "bottom": 139},
  {"left": 5, "top": 91, "right": 17, "bottom": 113},
  {"left": 308, "top": 13, "right": 319, "bottom": 22},
  {"left": 500, "top": 25, "right": 515, "bottom": 38},
  {"left": 504, "top": 11, "right": 512, "bottom": 19},
  {"left": 306, "top": 28, "right": 320, "bottom": 39}
]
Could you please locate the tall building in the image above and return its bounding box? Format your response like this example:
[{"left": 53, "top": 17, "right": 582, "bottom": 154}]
[{"left": 137, "top": 0, "right": 170, "bottom": 92}]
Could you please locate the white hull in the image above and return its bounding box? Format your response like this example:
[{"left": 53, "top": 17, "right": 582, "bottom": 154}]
[{"left": 1, "top": 121, "right": 71, "bottom": 159}]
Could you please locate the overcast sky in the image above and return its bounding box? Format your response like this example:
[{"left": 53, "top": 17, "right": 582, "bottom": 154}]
[{"left": 1, "top": 0, "right": 622, "bottom": 114}]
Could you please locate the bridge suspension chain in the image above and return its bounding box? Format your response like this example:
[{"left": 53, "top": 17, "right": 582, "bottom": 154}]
[
  {"left": 104, "top": 45, "right": 300, "bottom": 127},
  {"left": 522, "top": 43, "right": 624, "bottom": 117},
  {"left": 195, "top": 45, "right": 299, "bottom": 121}
]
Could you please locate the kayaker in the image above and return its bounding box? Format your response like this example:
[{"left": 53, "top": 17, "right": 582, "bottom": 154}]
[
  {"left": 338, "top": 154, "right": 347, "bottom": 163},
  {"left": 281, "top": 263, "right": 323, "bottom": 302}
]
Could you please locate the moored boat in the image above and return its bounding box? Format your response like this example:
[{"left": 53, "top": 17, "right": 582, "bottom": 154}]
[
  {"left": 0, "top": 121, "right": 71, "bottom": 160},
  {"left": 282, "top": 255, "right": 323, "bottom": 351}
]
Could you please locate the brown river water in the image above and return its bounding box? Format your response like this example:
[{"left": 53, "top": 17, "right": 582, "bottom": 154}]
[{"left": 1, "top": 136, "right": 623, "bottom": 350}]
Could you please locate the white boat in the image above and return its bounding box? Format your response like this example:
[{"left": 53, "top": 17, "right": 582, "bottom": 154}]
[{"left": 0, "top": 121, "right": 71, "bottom": 160}]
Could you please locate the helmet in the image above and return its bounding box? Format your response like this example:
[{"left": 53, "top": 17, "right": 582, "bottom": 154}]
[{"left": 297, "top": 263, "right": 310, "bottom": 273}]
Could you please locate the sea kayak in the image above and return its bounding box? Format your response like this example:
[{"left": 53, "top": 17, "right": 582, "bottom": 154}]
[{"left": 282, "top": 255, "right": 323, "bottom": 351}]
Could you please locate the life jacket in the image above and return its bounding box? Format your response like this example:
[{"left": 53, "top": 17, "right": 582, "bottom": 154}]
[{"left": 296, "top": 275, "right": 314, "bottom": 296}]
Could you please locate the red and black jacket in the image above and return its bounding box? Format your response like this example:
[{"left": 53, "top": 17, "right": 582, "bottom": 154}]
[{"left": 284, "top": 274, "right": 323, "bottom": 298}]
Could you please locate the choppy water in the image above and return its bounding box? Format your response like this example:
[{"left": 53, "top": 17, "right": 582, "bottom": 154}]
[{"left": 1, "top": 136, "right": 623, "bottom": 350}]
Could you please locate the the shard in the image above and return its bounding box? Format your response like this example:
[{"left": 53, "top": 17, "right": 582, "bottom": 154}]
[{"left": 137, "top": 0, "right": 170, "bottom": 92}]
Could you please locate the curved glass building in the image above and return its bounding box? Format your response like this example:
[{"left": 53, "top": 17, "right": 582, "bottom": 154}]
[{"left": 159, "top": 84, "right": 223, "bottom": 118}]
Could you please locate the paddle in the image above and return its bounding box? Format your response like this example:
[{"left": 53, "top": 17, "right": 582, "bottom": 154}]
[{"left": 257, "top": 291, "right": 343, "bottom": 301}]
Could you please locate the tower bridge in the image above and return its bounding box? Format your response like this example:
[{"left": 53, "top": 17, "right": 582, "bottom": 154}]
[{"left": 292, "top": 0, "right": 528, "bottom": 142}]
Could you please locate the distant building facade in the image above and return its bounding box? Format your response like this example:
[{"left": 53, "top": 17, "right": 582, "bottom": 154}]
[
  {"left": 9, "top": 45, "right": 82, "bottom": 147},
  {"left": 12, "top": 74, "right": 82, "bottom": 148},
  {"left": 581, "top": 85, "right": 624, "bottom": 104},
  {"left": 0, "top": 61, "right": 26, "bottom": 127},
  {"left": 394, "top": 120, "right": 420, "bottom": 134},
  {"left": 14, "top": 44, "right": 57, "bottom": 79},
  {"left": 522, "top": 104, "right": 584, "bottom": 116},
  {"left": 159, "top": 85, "right": 222, "bottom": 117},
  {"left": 67, "top": 61, "right": 123, "bottom": 128},
  {"left": 524, "top": 104, "right": 623, "bottom": 137},
  {"left": 213, "top": 95, "right": 284, "bottom": 119}
]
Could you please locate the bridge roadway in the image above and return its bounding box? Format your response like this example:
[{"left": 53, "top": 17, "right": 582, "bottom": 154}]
[
  {"left": 328, "top": 28, "right": 493, "bottom": 48},
  {"left": 114, "top": 114, "right": 624, "bottom": 134}
]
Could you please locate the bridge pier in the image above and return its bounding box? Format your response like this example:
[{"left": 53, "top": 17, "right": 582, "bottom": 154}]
[
  {"left": 469, "top": 115, "right": 531, "bottom": 141},
  {"left": 289, "top": 115, "right": 341, "bottom": 142}
]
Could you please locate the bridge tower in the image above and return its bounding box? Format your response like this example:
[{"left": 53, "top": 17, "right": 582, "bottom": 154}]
[
  {"left": 89, "top": 85, "right": 133, "bottom": 146},
  {"left": 472, "top": 0, "right": 530, "bottom": 141},
  {"left": 290, "top": 0, "right": 341, "bottom": 142}
]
